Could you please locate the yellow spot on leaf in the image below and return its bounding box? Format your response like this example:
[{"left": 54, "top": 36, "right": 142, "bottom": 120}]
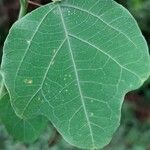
[
  {"left": 90, "top": 113, "right": 94, "bottom": 117},
  {"left": 24, "top": 79, "right": 33, "bottom": 84}
]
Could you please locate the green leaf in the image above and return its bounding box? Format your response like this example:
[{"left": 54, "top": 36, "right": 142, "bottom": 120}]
[
  {"left": 1, "top": 0, "right": 150, "bottom": 149},
  {"left": 0, "top": 71, "right": 4, "bottom": 97},
  {"left": 0, "top": 92, "right": 48, "bottom": 143}
]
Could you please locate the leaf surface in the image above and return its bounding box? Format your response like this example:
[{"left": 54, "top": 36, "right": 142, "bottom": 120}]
[{"left": 1, "top": 0, "right": 150, "bottom": 149}]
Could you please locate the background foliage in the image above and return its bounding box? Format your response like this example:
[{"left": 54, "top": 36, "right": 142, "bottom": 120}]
[{"left": 0, "top": 0, "right": 150, "bottom": 149}]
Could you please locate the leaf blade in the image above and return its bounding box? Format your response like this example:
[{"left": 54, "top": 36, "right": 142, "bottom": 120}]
[{"left": 1, "top": 0, "right": 150, "bottom": 149}]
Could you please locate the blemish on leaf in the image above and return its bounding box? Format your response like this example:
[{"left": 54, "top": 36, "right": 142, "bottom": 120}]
[
  {"left": 26, "top": 40, "right": 31, "bottom": 44},
  {"left": 90, "top": 113, "right": 94, "bottom": 117},
  {"left": 24, "top": 79, "right": 33, "bottom": 84}
]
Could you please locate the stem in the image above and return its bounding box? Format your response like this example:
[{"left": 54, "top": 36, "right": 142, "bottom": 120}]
[
  {"left": 18, "top": 0, "right": 28, "bottom": 19},
  {"left": 28, "top": 0, "right": 42, "bottom": 7}
]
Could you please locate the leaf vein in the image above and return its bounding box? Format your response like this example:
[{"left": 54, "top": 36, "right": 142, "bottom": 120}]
[{"left": 58, "top": 5, "right": 95, "bottom": 147}]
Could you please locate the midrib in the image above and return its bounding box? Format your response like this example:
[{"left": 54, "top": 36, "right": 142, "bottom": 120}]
[{"left": 58, "top": 5, "right": 95, "bottom": 147}]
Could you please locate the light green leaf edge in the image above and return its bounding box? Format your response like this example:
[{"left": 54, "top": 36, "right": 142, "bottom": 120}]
[
  {"left": 0, "top": 71, "right": 5, "bottom": 98},
  {"left": 1, "top": 0, "right": 150, "bottom": 149}
]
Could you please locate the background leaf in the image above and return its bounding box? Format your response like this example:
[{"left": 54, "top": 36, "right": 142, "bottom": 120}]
[
  {"left": 0, "top": 92, "right": 48, "bottom": 143},
  {"left": 1, "top": 0, "right": 150, "bottom": 149}
]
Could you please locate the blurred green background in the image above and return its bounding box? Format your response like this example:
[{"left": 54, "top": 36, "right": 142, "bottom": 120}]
[{"left": 0, "top": 0, "right": 150, "bottom": 150}]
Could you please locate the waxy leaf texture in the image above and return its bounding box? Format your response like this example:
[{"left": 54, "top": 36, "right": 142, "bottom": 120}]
[{"left": 1, "top": 0, "right": 150, "bottom": 149}]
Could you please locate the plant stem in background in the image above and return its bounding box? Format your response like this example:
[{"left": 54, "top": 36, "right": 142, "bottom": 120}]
[
  {"left": 28, "top": 0, "right": 42, "bottom": 7},
  {"left": 19, "top": 0, "right": 28, "bottom": 19}
]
